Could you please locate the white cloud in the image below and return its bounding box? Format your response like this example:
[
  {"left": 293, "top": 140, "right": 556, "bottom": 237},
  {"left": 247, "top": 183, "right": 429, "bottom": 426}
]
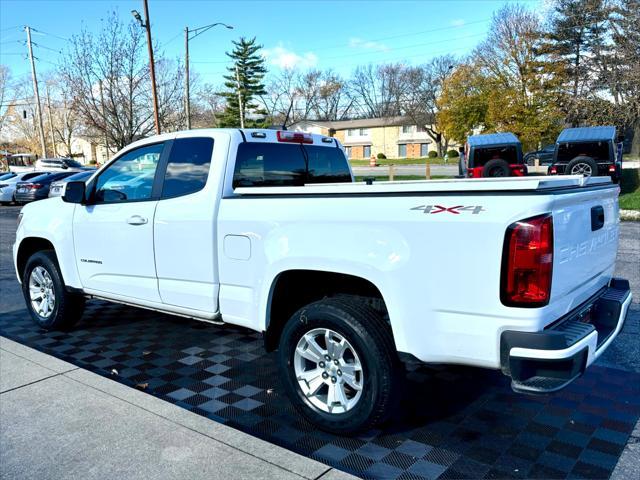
[
  {"left": 451, "top": 19, "right": 466, "bottom": 27},
  {"left": 349, "top": 37, "right": 389, "bottom": 52},
  {"left": 262, "top": 45, "right": 318, "bottom": 70}
]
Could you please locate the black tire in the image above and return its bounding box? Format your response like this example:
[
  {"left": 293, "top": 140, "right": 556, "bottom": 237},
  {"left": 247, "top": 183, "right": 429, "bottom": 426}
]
[
  {"left": 22, "top": 250, "right": 85, "bottom": 330},
  {"left": 565, "top": 156, "right": 598, "bottom": 177},
  {"left": 482, "top": 158, "right": 511, "bottom": 177},
  {"left": 278, "top": 297, "right": 400, "bottom": 434}
]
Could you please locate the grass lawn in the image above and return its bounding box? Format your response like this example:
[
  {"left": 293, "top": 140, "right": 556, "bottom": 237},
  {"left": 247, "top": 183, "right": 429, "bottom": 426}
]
[
  {"left": 619, "top": 168, "right": 640, "bottom": 211},
  {"left": 350, "top": 157, "right": 457, "bottom": 166},
  {"left": 619, "top": 190, "right": 640, "bottom": 210},
  {"left": 354, "top": 175, "right": 452, "bottom": 182}
]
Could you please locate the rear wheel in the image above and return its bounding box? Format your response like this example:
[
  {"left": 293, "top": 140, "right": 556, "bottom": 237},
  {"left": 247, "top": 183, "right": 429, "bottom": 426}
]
[
  {"left": 22, "top": 250, "right": 85, "bottom": 330},
  {"left": 278, "top": 297, "right": 400, "bottom": 434},
  {"left": 566, "top": 156, "right": 598, "bottom": 177},
  {"left": 482, "top": 158, "right": 511, "bottom": 177}
]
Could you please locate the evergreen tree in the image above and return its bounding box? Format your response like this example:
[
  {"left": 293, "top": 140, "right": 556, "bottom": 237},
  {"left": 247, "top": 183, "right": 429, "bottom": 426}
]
[
  {"left": 539, "top": 0, "right": 612, "bottom": 125},
  {"left": 610, "top": 0, "right": 640, "bottom": 155},
  {"left": 219, "top": 37, "right": 267, "bottom": 127}
]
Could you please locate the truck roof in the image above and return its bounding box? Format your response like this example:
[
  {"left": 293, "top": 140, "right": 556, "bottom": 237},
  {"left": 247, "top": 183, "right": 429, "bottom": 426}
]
[
  {"left": 557, "top": 126, "right": 616, "bottom": 143},
  {"left": 467, "top": 132, "right": 520, "bottom": 147}
]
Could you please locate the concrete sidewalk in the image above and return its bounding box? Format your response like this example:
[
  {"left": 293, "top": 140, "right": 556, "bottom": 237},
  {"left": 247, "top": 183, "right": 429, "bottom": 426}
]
[{"left": 0, "top": 337, "right": 354, "bottom": 480}]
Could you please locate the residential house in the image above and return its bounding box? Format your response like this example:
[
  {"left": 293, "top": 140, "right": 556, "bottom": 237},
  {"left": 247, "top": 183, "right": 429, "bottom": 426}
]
[{"left": 290, "top": 116, "right": 446, "bottom": 159}]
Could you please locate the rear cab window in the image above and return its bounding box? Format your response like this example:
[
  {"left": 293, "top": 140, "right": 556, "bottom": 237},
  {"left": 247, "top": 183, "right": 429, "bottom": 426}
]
[{"left": 233, "top": 142, "right": 351, "bottom": 188}]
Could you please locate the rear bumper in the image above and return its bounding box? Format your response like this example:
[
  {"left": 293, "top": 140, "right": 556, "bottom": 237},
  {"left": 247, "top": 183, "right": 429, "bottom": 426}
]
[{"left": 500, "top": 278, "right": 631, "bottom": 393}]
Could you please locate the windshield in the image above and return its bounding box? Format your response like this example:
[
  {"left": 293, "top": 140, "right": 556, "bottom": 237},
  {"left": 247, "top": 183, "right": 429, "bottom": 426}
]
[
  {"left": 471, "top": 145, "right": 519, "bottom": 167},
  {"left": 62, "top": 158, "right": 83, "bottom": 168},
  {"left": 556, "top": 142, "right": 610, "bottom": 162}
]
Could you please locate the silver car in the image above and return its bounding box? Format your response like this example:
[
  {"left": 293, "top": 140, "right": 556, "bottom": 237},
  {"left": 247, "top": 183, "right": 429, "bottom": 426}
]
[{"left": 48, "top": 170, "right": 95, "bottom": 198}]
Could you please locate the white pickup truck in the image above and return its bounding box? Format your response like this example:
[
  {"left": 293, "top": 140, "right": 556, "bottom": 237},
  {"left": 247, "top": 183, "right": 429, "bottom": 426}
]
[{"left": 13, "top": 129, "right": 631, "bottom": 433}]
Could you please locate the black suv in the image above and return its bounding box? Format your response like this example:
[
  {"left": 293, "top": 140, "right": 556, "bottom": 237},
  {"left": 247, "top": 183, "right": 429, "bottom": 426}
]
[
  {"left": 524, "top": 144, "right": 555, "bottom": 166},
  {"left": 548, "top": 126, "right": 622, "bottom": 182}
]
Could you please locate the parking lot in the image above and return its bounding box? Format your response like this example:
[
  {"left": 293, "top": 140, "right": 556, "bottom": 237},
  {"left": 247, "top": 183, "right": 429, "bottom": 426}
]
[{"left": 1, "top": 205, "right": 639, "bottom": 479}]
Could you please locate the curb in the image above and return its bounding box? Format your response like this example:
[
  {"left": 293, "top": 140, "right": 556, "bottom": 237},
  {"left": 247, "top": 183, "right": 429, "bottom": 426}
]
[{"left": 621, "top": 210, "right": 640, "bottom": 222}]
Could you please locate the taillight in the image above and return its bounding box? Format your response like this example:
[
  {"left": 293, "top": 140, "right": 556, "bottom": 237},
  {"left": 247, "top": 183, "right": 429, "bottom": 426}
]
[
  {"left": 608, "top": 165, "right": 616, "bottom": 173},
  {"left": 30, "top": 183, "right": 43, "bottom": 189},
  {"left": 501, "top": 214, "right": 553, "bottom": 307},
  {"left": 277, "top": 131, "right": 313, "bottom": 144},
  {"left": 549, "top": 166, "right": 557, "bottom": 175}
]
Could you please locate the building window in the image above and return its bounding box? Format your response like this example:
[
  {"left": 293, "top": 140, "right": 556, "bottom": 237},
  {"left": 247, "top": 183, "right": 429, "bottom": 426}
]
[
  {"left": 402, "top": 125, "right": 416, "bottom": 134},
  {"left": 398, "top": 144, "right": 407, "bottom": 157},
  {"left": 347, "top": 129, "right": 356, "bottom": 137},
  {"left": 359, "top": 128, "right": 369, "bottom": 136},
  {"left": 344, "top": 146, "right": 352, "bottom": 159},
  {"left": 420, "top": 143, "right": 429, "bottom": 157},
  {"left": 363, "top": 145, "right": 371, "bottom": 158},
  {"left": 417, "top": 125, "right": 427, "bottom": 132}
]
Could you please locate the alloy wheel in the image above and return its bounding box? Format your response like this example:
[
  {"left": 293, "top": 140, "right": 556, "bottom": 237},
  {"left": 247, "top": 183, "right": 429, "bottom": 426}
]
[
  {"left": 570, "top": 162, "right": 592, "bottom": 176},
  {"left": 294, "top": 328, "right": 364, "bottom": 414},
  {"left": 29, "top": 266, "right": 55, "bottom": 318}
]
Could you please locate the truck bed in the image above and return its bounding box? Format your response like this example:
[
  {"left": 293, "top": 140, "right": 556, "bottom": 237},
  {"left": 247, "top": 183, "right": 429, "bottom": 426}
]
[{"left": 234, "top": 175, "right": 613, "bottom": 196}]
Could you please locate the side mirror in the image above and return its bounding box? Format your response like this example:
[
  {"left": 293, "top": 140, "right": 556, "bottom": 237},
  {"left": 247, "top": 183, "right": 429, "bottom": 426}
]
[{"left": 62, "top": 181, "right": 86, "bottom": 204}]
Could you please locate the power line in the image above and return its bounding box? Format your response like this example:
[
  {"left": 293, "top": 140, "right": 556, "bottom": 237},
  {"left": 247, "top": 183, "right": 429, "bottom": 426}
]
[
  {"left": 0, "top": 25, "right": 21, "bottom": 33},
  {"left": 30, "top": 28, "right": 70, "bottom": 42}
]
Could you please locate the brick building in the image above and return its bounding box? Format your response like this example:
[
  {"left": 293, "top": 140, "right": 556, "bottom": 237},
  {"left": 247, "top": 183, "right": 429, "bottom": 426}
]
[{"left": 290, "top": 116, "right": 446, "bottom": 159}]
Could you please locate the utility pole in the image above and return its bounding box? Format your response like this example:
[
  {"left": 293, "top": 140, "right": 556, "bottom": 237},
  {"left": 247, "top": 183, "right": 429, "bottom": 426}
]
[
  {"left": 132, "top": 1, "right": 160, "bottom": 134},
  {"left": 45, "top": 83, "right": 56, "bottom": 157},
  {"left": 184, "top": 27, "right": 190, "bottom": 129},
  {"left": 235, "top": 65, "right": 244, "bottom": 128},
  {"left": 25, "top": 26, "right": 48, "bottom": 158},
  {"left": 184, "top": 22, "right": 232, "bottom": 129},
  {"left": 98, "top": 80, "right": 110, "bottom": 163}
]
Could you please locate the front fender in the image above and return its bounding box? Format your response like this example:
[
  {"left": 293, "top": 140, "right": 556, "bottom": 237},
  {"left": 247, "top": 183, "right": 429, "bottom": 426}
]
[{"left": 14, "top": 199, "right": 81, "bottom": 289}]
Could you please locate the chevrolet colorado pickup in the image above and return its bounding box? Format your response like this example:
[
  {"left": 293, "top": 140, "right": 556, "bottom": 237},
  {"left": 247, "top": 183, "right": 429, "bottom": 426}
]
[{"left": 13, "top": 129, "right": 631, "bottom": 433}]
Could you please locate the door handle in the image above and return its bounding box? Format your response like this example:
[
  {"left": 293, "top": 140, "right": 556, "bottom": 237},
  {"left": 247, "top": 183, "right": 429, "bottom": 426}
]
[{"left": 126, "top": 215, "right": 148, "bottom": 225}]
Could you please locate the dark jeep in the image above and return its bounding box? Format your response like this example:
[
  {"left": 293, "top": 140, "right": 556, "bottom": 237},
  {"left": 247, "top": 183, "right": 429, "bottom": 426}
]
[
  {"left": 465, "top": 132, "right": 527, "bottom": 178},
  {"left": 548, "top": 126, "right": 621, "bottom": 182}
]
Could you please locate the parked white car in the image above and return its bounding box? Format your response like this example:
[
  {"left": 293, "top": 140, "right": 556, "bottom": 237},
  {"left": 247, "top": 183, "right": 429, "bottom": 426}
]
[
  {"left": 0, "top": 171, "right": 48, "bottom": 205},
  {"left": 35, "top": 157, "right": 85, "bottom": 172},
  {"left": 48, "top": 170, "right": 95, "bottom": 198},
  {"left": 13, "top": 129, "right": 632, "bottom": 433}
]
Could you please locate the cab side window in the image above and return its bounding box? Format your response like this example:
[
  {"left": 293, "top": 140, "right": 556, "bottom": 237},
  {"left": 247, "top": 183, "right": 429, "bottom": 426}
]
[
  {"left": 94, "top": 143, "right": 164, "bottom": 203},
  {"left": 161, "top": 137, "right": 213, "bottom": 199}
]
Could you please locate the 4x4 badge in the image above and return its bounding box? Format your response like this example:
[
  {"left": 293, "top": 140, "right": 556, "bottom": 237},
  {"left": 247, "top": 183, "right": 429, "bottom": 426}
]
[{"left": 411, "top": 205, "right": 485, "bottom": 215}]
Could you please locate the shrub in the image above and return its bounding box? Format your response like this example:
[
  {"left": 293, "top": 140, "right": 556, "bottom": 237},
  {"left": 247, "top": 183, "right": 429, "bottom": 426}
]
[
  {"left": 620, "top": 168, "right": 639, "bottom": 194},
  {"left": 377, "top": 152, "right": 387, "bottom": 159},
  {"left": 89, "top": 159, "right": 97, "bottom": 165},
  {"left": 428, "top": 151, "right": 438, "bottom": 158},
  {"left": 447, "top": 149, "right": 459, "bottom": 158}
]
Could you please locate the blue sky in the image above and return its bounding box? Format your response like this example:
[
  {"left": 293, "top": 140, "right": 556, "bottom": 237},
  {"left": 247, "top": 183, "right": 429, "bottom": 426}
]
[{"left": 1, "top": 0, "right": 545, "bottom": 86}]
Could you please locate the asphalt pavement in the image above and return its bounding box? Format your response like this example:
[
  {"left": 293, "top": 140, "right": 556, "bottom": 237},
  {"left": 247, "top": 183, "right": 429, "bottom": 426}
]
[{"left": 0, "top": 204, "right": 638, "bottom": 479}]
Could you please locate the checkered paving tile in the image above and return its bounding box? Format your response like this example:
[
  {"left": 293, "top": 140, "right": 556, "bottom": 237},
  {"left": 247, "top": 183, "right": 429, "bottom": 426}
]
[{"left": 1, "top": 301, "right": 638, "bottom": 480}]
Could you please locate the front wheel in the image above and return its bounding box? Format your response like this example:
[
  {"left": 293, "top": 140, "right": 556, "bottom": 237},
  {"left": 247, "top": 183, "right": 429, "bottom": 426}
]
[
  {"left": 278, "top": 298, "right": 400, "bottom": 434},
  {"left": 22, "top": 250, "right": 85, "bottom": 330}
]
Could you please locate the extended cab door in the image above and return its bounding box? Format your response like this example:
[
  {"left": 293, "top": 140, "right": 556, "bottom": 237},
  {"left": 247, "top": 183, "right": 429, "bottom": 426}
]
[
  {"left": 153, "top": 135, "right": 221, "bottom": 315},
  {"left": 73, "top": 142, "right": 167, "bottom": 302}
]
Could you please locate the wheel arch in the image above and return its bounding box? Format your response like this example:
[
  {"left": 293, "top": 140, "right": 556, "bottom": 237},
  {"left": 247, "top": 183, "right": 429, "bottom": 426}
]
[
  {"left": 263, "top": 269, "right": 393, "bottom": 352},
  {"left": 16, "top": 237, "right": 57, "bottom": 282}
]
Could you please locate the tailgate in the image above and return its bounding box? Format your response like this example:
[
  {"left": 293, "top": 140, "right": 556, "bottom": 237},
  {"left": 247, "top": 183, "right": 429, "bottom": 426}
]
[{"left": 551, "top": 184, "right": 619, "bottom": 306}]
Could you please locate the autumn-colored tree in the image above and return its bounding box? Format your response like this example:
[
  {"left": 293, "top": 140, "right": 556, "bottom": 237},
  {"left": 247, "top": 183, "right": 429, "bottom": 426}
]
[{"left": 436, "top": 64, "right": 489, "bottom": 143}]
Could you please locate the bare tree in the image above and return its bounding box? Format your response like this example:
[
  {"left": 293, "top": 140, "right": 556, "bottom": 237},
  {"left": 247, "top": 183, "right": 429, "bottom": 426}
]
[
  {"left": 402, "top": 55, "right": 457, "bottom": 155},
  {"left": 0, "top": 65, "right": 13, "bottom": 137},
  {"left": 348, "top": 64, "right": 408, "bottom": 118},
  {"left": 194, "top": 82, "right": 226, "bottom": 127},
  {"left": 2, "top": 78, "right": 42, "bottom": 154},
  {"left": 59, "top": 11, "right": 182, "bottom": 150}
]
